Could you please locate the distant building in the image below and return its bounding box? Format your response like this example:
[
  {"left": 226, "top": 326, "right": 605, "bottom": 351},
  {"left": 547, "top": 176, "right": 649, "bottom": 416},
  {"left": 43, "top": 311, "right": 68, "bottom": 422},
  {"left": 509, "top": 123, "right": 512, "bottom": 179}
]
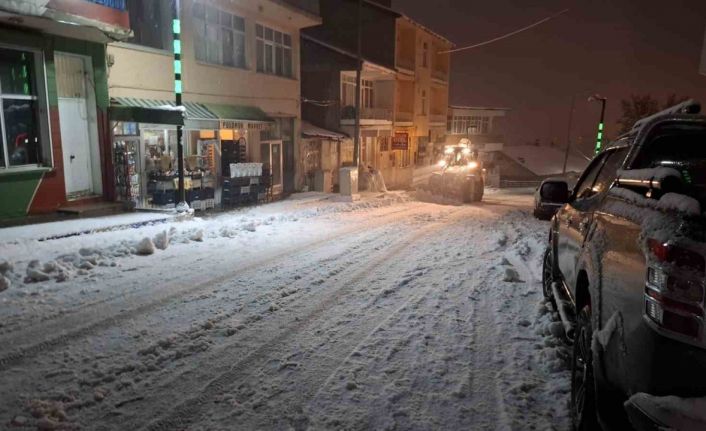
[
  {"left": 445, "top": 106, "right": 510, "bottom": 149},
  {"left": 487, "top": 145, "right": 588, "bottom": 186},
  {"left": 0, "top": 0, "right": 131, "bottom": 220}
]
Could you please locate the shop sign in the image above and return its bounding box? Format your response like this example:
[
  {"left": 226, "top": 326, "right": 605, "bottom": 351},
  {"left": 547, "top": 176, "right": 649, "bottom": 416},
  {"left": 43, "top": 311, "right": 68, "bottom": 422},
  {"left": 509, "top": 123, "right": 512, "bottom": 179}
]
[
  {"left": 220, "top": 120, "right": 243, "bottom": 130},
  {"left": 391, "top": 132, "right": 409, "bottom": 151}
]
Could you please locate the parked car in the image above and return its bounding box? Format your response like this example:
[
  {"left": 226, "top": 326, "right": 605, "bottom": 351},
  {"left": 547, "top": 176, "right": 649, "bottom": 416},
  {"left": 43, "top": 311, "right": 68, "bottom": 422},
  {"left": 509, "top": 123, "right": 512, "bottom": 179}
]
[
  {"left": 539, "top": 100, "right": 706, "bottom": 430},
  {"left": 534, "top": 178, "right": 570, "bottom": 220}
]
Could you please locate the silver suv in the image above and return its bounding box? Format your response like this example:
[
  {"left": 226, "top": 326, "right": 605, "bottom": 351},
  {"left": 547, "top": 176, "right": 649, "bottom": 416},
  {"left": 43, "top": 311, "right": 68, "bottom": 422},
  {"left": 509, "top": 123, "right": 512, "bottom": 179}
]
[{"left": 539, "top": 101, "right": 706, "bottom": 430}]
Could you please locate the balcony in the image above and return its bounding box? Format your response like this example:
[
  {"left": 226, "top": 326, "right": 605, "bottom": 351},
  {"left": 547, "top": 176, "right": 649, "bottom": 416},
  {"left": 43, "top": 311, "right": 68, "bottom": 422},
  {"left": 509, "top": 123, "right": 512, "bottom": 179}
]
[{"left": 341, "top": 106, "right": 393, "bottom": 124}]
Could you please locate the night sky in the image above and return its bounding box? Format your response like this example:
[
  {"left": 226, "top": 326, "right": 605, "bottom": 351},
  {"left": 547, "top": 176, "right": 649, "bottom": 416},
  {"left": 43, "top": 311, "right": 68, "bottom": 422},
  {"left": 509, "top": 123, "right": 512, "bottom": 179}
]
[{"left": 393, "top": 0, "right": 706, "bottom": 154}]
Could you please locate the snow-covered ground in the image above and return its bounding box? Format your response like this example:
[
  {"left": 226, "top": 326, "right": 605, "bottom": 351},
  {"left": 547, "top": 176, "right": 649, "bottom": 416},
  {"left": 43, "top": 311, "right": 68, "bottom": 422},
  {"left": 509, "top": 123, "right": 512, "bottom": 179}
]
[{"left": 0, "top": 190, "right": 571, "bottom": 430}]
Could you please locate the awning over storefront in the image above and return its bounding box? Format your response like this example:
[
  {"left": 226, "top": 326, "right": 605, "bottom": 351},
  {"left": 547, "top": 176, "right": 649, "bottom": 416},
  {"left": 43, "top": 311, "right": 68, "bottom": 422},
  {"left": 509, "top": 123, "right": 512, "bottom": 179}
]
[
  {"left": 301, "top": 121, "right": 347, "bottom": 140},
  {"left": 108, "top": 104, "right": 184, "bottom": 126},
  {"left": 111, "top": 97, "right": 219, "bottom": 129},
  {"left": 110, "top": 98, "right": 272, "bottom": 129},
  {"left": 203, "top": 103, "right": 273, "bottom": 124}
]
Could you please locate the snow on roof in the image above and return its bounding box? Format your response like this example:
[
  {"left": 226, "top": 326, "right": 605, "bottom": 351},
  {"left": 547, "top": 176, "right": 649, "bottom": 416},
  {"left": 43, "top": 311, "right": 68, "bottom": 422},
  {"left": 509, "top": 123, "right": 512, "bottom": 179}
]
[
  {"left": 301, "top": 121, "right": 347, "bottom": 140},
  {"left": 501, "top": 145, "right": 588, "bottom": 176}
]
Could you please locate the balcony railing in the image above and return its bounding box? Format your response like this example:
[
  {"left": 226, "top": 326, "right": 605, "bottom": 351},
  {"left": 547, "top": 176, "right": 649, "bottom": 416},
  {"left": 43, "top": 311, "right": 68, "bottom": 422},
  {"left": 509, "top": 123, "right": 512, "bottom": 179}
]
[
  {"left": 341, "top": 106, "right": 393, "bottom": 121},
  {"left": 87, "top": 0, "right": 126, "bottom": 10}
]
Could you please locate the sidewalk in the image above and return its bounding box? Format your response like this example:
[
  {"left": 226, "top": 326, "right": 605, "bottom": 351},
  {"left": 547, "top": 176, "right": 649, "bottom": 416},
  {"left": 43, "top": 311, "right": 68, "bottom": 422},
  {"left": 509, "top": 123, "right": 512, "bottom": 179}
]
[{"left": 0, "top": 212, "right": 182, "bottom": 243}]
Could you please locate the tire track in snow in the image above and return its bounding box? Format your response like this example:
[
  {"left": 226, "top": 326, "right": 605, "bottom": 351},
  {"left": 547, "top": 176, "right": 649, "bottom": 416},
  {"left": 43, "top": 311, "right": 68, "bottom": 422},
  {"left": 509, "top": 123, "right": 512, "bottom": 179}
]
[
  {"left": 0, "top": 205, "right": 429, "bottom": 372},
  {"left": 140, "top": 207, "right": 476, "bottom": 431}
]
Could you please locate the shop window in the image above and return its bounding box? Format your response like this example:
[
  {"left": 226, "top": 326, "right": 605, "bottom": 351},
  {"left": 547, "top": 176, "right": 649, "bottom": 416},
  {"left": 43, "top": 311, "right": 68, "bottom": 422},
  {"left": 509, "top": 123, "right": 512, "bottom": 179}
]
[
  {"left": 0, "top": 47, "right": 50, "bottom": 169},
  {"left": 256, "top": 24, "right": 293, "bottom": 78},
  {"left": 127, "top": 0, "right": 173, "bottom": 50},
  {"left": 193, "top": 2, "right": 246, "bottom": 68}
]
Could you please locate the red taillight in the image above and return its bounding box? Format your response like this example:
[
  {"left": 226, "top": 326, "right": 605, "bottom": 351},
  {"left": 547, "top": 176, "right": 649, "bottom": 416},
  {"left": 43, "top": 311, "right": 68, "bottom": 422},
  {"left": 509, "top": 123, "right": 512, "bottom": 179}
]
[
  {"left": 646, "top": 239, "right": 705, "bottom": 340},
  {"left": 647, "top": 239, "right": 706, "bottom": 274}
]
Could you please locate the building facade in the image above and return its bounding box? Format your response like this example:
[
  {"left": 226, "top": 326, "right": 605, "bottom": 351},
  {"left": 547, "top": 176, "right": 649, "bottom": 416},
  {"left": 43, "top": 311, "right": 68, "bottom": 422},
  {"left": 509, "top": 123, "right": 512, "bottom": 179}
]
[
  {"left": 394, "top": 17, "right": 452, "bottom": 173},
  {"left": 107, "top": 0, "right": 320, "bottom": 209},
  {"left": 301, "top": 0, "right": 452, "bottom": 190},
  {"left": 0, "top": 0, "right": 132, "bottom": 220}
]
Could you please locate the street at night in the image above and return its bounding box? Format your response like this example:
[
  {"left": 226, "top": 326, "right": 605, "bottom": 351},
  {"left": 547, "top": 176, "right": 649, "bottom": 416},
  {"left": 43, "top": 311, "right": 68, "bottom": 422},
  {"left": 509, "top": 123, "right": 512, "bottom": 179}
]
[
  {"left": 1, "top": 191, "right": 571, "bottom": 430},
  {"left": 1, "top": 0, "right": 706, "bottom": 430}
]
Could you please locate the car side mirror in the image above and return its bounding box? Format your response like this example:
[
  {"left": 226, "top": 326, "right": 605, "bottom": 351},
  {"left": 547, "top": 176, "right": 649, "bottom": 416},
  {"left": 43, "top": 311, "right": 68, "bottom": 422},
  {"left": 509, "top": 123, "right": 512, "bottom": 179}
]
[{"left": 540, "top": 181, "right": 570, "bottom": 204}]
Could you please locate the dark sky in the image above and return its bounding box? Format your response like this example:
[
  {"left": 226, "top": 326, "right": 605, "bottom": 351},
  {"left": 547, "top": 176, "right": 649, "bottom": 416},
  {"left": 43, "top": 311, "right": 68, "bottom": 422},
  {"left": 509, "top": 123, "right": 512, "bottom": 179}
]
[{"left": 392, "top": 0, "right": 706, "bottom": 154}]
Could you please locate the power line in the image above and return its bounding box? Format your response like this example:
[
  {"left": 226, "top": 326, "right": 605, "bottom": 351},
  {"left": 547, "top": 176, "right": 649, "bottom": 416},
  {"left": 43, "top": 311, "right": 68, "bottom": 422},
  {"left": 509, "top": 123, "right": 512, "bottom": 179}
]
[{"left": 440, "top": 8, "right": 570, "bottom": 54}]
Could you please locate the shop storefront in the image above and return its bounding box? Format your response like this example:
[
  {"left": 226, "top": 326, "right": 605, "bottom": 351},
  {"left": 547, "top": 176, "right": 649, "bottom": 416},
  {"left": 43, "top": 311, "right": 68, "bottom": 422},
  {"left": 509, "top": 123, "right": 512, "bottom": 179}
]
[{"left": 109, "top": 98, "right": 279, "bottom": 210}]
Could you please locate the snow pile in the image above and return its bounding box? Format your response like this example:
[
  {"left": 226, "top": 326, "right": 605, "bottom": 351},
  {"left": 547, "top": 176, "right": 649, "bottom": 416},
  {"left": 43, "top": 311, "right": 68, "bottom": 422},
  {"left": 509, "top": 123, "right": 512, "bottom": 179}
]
[
  {"left": 617, "top": 167, "right": 682, "bottom": 182},
  {"left": 359, "top": 168, "right": 388, "bottom": 193},
  {"left": 626, "top": 393, "right": 706, "bottom": 430},
  {"left": 610, "top": 187, "right": 701, "bottom": 216}
]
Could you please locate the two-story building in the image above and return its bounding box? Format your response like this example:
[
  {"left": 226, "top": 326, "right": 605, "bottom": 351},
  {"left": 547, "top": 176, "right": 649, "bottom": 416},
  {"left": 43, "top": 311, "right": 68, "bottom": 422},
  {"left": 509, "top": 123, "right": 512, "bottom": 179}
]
[
  {"left": 0, "top": 0, "right": 132, "bottom": 220},
  {"left": 107, "top": 0, "right": 320, "bottom": 209}
]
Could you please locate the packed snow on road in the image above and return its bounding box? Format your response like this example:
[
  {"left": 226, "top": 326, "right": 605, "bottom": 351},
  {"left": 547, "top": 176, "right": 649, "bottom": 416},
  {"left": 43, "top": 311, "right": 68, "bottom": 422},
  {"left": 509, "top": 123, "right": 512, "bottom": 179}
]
[{"left": 0, "top": 190, "right": 571, "bottom": 430}]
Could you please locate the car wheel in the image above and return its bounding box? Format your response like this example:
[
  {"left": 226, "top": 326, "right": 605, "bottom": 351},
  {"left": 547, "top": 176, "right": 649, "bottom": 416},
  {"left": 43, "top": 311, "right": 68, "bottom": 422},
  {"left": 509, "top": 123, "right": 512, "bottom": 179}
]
[
  {"left": 541, "top": 247, "right": 557, "bottom": 306},
  {"left": 571, "top": 306, "right": 598, "bottom": 431}
]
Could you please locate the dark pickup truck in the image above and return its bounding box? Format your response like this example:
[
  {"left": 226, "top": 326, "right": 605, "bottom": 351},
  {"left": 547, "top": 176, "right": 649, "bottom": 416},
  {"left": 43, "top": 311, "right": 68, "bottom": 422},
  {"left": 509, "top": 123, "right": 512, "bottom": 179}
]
[{"left": 539, "top": 100, "right": 706, "bottom": 430}]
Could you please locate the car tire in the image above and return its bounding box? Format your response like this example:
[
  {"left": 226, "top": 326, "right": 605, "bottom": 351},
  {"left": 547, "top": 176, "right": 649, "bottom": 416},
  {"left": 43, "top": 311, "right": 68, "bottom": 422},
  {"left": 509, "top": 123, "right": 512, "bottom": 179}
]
[
  {"left": 541, "top": 247, "right": 557, "bottom": 307},
  {"left": 571, "top": 306, "right": 599, "bottom": 431}
]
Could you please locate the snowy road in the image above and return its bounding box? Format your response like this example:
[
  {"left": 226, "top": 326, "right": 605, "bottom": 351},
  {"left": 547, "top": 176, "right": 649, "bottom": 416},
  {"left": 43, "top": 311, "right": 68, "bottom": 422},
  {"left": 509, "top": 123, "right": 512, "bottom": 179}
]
[{"left": 0, "top": 191, "right": 571, "bottom": 430}]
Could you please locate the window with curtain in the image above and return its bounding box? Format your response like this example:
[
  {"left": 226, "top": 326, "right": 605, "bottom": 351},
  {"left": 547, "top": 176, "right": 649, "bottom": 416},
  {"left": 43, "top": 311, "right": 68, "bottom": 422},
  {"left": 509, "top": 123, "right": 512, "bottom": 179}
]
[
  {"left": 193, "top": 2, "right": 246, "bottom": 68},
  {"left": 256, "top": 24, "right": 293, "bottom": 78}
]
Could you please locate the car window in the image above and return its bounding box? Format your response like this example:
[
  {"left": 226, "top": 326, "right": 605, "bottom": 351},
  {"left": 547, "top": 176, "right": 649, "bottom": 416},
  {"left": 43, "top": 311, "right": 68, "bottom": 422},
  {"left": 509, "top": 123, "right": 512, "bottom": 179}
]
[
  {"left": 591, "top": 147, "right": 629, "bottom": 194},
  {"left": 573, "top": 152, "right": 608, "bottom": 200}
]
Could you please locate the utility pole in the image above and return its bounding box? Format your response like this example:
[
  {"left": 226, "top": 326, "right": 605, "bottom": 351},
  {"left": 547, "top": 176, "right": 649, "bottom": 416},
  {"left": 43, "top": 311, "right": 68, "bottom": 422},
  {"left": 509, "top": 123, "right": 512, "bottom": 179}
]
[
  {"left": 353, "top": 0, "right": 362, "bottom": 167},
  {"left": 173, "top": 0, "right": 188, "bottom": 212},
  {"left": 562, "top": 95, "right": 575, "bottom": 175},
  {"left": 589, "top": 94, "right": 607, "bottom": 154}
]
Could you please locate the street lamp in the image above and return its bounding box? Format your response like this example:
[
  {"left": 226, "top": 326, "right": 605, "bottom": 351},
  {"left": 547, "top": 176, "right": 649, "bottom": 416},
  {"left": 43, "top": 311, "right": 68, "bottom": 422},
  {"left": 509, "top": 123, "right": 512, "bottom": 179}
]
[{"left": 588, "top": 94, "right": 607, "bottom": 154}]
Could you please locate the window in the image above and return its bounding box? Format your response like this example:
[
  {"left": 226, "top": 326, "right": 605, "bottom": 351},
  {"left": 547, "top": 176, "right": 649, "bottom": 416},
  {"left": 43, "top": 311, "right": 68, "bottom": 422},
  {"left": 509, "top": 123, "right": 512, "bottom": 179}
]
[
  {"left": 592, "top": 147, "right": 628, "bottom": 194},
  {"left": 340, "top": 76, "right": 373, "bottom": 111},
  {"left": 256, "top": 24, "right": 293, "bottom": 77},
  {"left": 573, "top": 152, "right": 609, "bottom": 200},
  {"left": 362, "top": 79, "right": 374, "bottom": 109},
  {"left": 421, "top": 90, "right": 427, "bottom": 115},
  {"left": 0, "top": 47, "right": 48, "bottom": 168},
  {"left": 127, "top": 0, "right": 172, "bottom": 50},
  {"left": 193, "top": 2, "right": 245, "bottom": 68},
  {"left": 422, "top": 42, "right": 428, "bottom": 68}
]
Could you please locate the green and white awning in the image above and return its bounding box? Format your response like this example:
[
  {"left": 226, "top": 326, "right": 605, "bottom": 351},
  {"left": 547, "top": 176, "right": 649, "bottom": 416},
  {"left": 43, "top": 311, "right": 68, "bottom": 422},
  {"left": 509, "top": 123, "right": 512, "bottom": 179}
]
[{"left": 110, "top": 98, "right": 273, "bottom": 129}]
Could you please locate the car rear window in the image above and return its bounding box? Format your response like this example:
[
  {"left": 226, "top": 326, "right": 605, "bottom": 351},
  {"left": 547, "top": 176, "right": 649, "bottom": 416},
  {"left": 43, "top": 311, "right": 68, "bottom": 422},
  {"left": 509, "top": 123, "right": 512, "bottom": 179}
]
[{"left": 632, "top": 123, "right": 706, "bottom": 168}]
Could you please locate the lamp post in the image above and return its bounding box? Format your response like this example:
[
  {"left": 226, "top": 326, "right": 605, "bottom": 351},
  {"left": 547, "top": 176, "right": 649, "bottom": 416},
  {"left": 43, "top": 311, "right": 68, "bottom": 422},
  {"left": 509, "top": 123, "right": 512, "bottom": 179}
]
[
  {"left": 588, "top": 94, "right": 607, "bottom": 154},
  {"left": 173, "top": 0, "right": 188, "bottom": 212}
]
